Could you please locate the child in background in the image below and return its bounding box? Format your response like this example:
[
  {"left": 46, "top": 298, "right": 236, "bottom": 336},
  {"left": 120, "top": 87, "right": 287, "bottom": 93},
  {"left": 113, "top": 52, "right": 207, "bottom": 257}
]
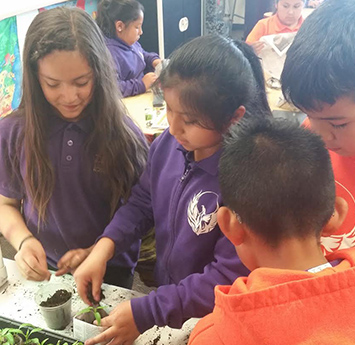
[
  {"left": 189, "top": 118, "right": 354, "bottom": 345},
  {"left": 246, "top": 0, "right": 305, "bottom": 54},
  {"left": 74, "top": 35, "right": 272, "bottom": 345},
  {"left": 96, "top": 0, "right": 161, "bottom": 97},
  {"left": 281, "top": 0, "right": 355, "bottom": 255},
  {"left": 0, "top": 7, "right": 147, "bottom": 288}
]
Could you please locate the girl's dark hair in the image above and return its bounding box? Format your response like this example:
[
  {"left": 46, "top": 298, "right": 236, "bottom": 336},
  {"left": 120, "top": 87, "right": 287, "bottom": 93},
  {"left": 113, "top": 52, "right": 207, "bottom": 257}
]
[
  {"left": 159, "top": 35, "right": 271, "bottom": 133},
  {"left": 19, "top": 7, "right": 147, "bottom": 223},
  {"left": 97, "top": 0, "right": 144, "bottom": 38}
]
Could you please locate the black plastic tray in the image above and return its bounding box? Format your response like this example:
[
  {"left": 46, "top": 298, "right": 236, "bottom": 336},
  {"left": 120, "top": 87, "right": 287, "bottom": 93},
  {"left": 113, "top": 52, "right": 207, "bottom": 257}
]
[{"left": 0, "top": 316, "right": 79, "bottom": 344}]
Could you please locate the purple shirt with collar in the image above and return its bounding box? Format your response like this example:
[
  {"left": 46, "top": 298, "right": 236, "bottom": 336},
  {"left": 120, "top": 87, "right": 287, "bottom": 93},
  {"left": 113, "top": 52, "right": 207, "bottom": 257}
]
[
  {"left": 0, "top": 110, "right": 145, "bottom": 271},
  {"left": 105, "top": 36, "right": 160, "bottom": 97},
  {"left": 101, "top": 129, "right": 250, "bottom": 333}
]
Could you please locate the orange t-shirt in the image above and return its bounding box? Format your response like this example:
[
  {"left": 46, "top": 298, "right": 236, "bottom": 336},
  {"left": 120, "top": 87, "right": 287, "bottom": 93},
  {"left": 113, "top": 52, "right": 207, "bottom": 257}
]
[
  {"left": 246, "top": 14, "right": 304, "bottom": 44},
  {"left": 302, "top": 118, "right": 355, "bottom": 254},
  {"left": 188, "top": 248, "right": 355, "bottom": 345},
  {"left": 322, "top": 151, "right": 355, "bottom": 253}
]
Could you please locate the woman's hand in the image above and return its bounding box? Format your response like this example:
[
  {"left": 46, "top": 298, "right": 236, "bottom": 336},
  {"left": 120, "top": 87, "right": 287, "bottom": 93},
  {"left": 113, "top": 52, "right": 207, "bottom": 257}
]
[
  {"left": 15, "top": 237, "right": 51, "bottom": 281},
  {"left": 74, "top": 237, "right": 115, "bottom": 304},
  {"left": 85, "top": 301, "right": 140, "bottom": 345},
  {"left": 56, "top": 245, "right": 94, "bottom": 276}
]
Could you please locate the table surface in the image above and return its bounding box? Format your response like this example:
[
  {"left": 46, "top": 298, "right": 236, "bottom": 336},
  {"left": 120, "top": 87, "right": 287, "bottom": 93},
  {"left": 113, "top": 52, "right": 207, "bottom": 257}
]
[
  {"left": 0, "top": 259, "right": 198, "bottom": 345},
  {"left": 123, "top": 87, "right": 290, "bottom": 137}
]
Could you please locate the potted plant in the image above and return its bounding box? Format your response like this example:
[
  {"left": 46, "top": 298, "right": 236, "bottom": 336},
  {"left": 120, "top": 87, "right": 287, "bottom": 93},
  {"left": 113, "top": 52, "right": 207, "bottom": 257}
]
[
  {"left": 73, "top": 305, "right": 108, "bottom": 343},
  {"left": 0, "top": 321, "right": 83, "bottom": 345},
  {"left": 0, "top": 324, "right": 46, "bottom": 345},
  {"left": 0, "top": 327, "right": 23, "bottom": 345}
]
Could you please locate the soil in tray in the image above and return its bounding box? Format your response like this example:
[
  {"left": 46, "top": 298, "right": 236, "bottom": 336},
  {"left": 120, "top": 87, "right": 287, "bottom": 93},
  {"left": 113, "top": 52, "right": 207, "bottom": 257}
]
[{"left": 40, "top": 289, "right": 72, "bottom": 307}]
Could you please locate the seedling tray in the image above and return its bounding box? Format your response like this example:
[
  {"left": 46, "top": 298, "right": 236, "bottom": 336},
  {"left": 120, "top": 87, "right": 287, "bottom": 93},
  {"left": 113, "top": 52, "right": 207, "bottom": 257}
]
[{"left": 0, "top": 316, "right": 79, "bottom": 345}]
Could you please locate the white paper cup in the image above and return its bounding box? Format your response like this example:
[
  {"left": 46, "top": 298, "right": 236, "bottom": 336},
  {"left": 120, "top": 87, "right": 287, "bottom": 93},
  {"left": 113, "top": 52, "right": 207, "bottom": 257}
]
[
  {"left": 35, "top": 282, "right": 72, "bottom": 330},
  {"left": 73, "top": 316, "right": 106, "bottom": 343}
]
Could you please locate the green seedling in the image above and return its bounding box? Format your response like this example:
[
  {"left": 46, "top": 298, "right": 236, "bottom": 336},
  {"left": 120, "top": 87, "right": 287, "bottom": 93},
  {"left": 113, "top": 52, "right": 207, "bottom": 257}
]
[
  {"left": 18, "top": 324, "right": 46, "bottom": 345},
  {"left": 76, "top": 306, "right": 108, "bottom": 326},
  {"left": 0, "top": 324, "right": 83, "bottom": 345},
  {"left": 0, "top": 327, "right": 26, "bottom": 345}
]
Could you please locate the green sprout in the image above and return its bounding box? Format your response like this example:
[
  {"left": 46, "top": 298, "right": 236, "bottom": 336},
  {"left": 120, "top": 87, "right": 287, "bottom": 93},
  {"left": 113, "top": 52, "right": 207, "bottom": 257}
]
[
  {"left": 76, "top": 306, "right": 107, "bottom": 326},
  {"left": 0, "top": 324, "right": 82, "bottom": 345}
]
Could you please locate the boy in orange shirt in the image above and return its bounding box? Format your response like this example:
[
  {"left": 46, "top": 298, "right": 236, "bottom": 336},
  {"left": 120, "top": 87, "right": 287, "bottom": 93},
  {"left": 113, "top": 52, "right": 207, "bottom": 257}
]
[
  {"left": 281, "top": 0, "right": 355, "bottom": 255},
  {"left": 188, "top": 118, "right": 355, "bottom": 345},
  {"left": 246, "top": 0, "right": 305, "bottom": 54}
]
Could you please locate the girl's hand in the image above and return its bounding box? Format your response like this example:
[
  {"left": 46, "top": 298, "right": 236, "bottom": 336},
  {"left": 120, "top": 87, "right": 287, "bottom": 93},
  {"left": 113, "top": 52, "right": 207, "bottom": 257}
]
[
  {"left": 251, "top": 41, "right": 265, "bottom": 55},
  {"left": 14, "top": 237, "right": 51, "bottom": 281},
  {"left": 152, "top": 59, "right": 162, "bottom": 69},
  {"left": 142, "top": 72, "right": 158, "bottom": 91},
  {"left": 56, "top": 245, "right": 94, "bottom": 276},
  {"left": 73, "top": 253, "right": 106, "bottom": 305},
  {"left": 308, "top": 0, "right": 322, "bottom": 8},
  {"left": 85, "top": 301, "right": 140, "bottom": 345},
  {"left": 74, "top": 237, "right": 115, "bottom": 304}
]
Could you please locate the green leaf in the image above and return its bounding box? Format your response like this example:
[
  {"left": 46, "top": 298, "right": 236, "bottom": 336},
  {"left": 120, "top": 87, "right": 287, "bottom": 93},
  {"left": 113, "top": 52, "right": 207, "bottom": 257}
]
[
  {"left": 94, "top": 312, "right": 101, "bottom": 326},
  {"left": 76, "top": 307, "right": 93, "bottom": 315},
  {"left": 19, "top": 324, "right": 34, "bottom": 330},
  {"left": 29, "top": 329, "right": 42, "bottom": 337},
  {"left": 7, "top": 330, "right": 23, "bottom": 335},
  {"left": 6, "top": 333, "right": 14, "bottom": 344}
]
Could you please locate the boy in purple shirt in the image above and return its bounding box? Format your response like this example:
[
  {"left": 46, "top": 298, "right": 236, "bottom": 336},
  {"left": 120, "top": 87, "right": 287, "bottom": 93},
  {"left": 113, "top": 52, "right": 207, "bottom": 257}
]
[{"left": 96, "top": 0, "right": 161, "bottom": 97}]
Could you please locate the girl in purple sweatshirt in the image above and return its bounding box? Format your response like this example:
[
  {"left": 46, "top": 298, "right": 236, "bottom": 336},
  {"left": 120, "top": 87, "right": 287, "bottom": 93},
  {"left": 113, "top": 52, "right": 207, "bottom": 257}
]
[
  {"left": 96, "top": 0, "right": 161, "bottom": 97},
  {"left": 74, "top": 35, "right": 271, "bottom": 344}
]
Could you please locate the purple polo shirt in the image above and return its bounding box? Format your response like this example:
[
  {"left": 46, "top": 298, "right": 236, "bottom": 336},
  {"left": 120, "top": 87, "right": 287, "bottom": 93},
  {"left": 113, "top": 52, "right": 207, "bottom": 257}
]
[
  {"left": 105, "top": 36, "right": 160, "bottom": 97},
  {"left": 0, "top": 110, "right": 141, "bottom": 271}
]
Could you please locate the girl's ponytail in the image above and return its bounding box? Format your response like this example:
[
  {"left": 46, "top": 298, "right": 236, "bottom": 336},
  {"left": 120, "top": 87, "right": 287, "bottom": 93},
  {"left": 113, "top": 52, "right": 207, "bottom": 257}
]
[{"left": 234, "top": 40, "right": 271, "bottom": 114}]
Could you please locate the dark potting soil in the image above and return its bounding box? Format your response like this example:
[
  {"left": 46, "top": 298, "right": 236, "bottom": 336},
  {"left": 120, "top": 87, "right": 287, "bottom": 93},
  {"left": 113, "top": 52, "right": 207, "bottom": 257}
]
[{"left": 40, "top": 289, "right": 72, "bottom": 307}]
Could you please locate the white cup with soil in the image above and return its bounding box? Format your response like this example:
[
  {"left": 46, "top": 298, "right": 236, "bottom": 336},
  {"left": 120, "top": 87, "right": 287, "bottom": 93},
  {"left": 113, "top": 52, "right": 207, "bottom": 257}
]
[
  {"left": 35, "top": 282, "right": 72, "bottom": 330},
  {"left": 73, "top": 305, "right": 108, "bottom": 343}
]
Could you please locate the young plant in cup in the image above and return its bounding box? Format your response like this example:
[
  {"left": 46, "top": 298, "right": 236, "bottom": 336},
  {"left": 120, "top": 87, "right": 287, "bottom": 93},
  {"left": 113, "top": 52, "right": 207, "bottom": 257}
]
[
  {"left": 73, "top": 284, "right": 108, "bottom": 343},
  {"left": 73, "top": 305, "right": 108, "bottom": 343},
  {"left": 75, "top": 306, "right": 108, "bottom": 326},
  {"left": 0, "top": 324, "right": 45, "bottom": 345},
  {"left": 0, "top": 327, "right": 23, "bottom": 345}
]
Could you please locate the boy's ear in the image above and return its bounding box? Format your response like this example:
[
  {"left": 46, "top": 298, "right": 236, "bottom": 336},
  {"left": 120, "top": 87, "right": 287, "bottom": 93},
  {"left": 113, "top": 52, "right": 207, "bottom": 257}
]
[
  {"left": 217, "top": 206, "right": 245, "bottom": 246},
  {"left": 115, "top": 20, "right": 125, "bottom": 33},
  {"left": 322, "top": 197, "right": 348, "bottom": 237},
  {"left": 230, "top": 106, "right": 246, "bottom": 125}
]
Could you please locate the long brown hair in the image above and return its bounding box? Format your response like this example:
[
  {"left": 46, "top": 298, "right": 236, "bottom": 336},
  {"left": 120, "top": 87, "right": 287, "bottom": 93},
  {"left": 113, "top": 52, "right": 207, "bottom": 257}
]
[{"left": 19, "top": 7, "right": 147, "bottom": 222}]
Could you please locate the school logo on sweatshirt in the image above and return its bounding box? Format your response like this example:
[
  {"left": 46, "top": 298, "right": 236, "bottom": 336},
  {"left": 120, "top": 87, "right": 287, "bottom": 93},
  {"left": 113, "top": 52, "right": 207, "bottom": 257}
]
[{"left": 187, "top": 191, "right": 219, "bottom": 236}]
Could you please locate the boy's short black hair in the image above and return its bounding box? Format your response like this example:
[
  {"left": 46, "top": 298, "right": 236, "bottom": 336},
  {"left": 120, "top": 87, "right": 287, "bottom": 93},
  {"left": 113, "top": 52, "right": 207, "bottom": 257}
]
[
  {"left": 219, "top": 118, "right": 335, "bottom": 246},
  {"left": 281, "top": 0, "right": 355, "bottom": 111}
]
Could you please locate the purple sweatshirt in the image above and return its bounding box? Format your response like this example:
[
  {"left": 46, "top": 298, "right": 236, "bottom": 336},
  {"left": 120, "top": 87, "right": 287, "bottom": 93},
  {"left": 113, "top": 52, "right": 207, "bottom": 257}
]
[
  {"left": 105, "top": 36, "right": 160, "bottom": 97},
  {"left": 102, "top": 129, "right": 250, "bottom": 333},
  {"left": 0, "top": 110, "right": 146, "bottom": 272}
]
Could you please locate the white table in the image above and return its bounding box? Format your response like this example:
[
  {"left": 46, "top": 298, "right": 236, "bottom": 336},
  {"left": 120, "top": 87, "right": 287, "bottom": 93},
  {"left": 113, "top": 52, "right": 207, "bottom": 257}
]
[{"left": 0, "top": 259, "right": 198, "bottom": 345}]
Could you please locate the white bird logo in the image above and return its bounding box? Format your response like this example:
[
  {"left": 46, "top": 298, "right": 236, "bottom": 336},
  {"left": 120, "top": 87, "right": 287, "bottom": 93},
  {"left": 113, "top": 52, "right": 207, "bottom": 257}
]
[
  {"left": 321, "top": 181, "right": 355, "bottom": 253},
  {"left": 187, "top": 191, "right": 219, "bottom": 236}
]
